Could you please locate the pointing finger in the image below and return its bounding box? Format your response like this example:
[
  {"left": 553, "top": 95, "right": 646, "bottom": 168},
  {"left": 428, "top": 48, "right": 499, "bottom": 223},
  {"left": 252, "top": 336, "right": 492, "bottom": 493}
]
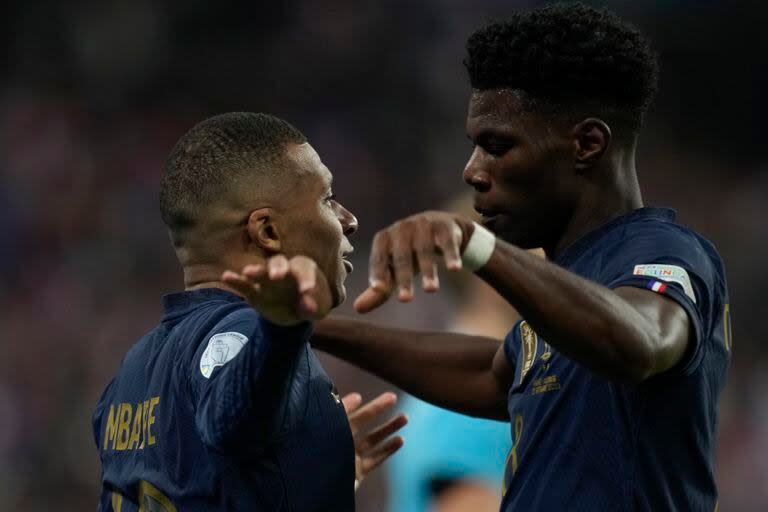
[
  {"left": 368, "top": 231, "right": 394, "bottom": 294},
  {"left": 434, "top": 221, "right": 463, "bottom": 271},
  {"left": 353, "top": 286, "right": 391, "bottom": 314},
  {"left": 414, "top": 218, "right": 439, "bottom": 292},
  {"left": 390, "top": 225, "right": 415, "bottom": 302}
]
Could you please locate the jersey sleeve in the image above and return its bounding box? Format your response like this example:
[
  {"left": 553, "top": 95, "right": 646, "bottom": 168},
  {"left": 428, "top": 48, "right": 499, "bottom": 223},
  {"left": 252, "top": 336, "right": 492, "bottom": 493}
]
[
  {"left": 602, "top": 224, "right": 723, "bottom": 375},
  {"left": 503, "top": 320, "right": 523, "bottom": 369},
  {"left": 92, "top": 378, "right": 116, "bottom": 450},
  {"left": 187, "top": 308, "right": 313, "bottom": 453}
]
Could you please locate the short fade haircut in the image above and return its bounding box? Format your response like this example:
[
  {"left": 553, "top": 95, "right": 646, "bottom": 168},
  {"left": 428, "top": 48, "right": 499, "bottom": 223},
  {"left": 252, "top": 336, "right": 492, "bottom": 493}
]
[
  {"left": 464, "top": 3, "right": 659, "bottom": 132},
  {"left": 160, "top": 112, "right": 306, "bottom": 244}
]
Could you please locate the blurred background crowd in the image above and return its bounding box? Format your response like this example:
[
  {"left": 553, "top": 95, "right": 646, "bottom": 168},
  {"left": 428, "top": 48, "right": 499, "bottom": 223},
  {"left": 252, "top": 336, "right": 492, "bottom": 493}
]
[{"left": 1, "top": 1, "right": 766, "bottom": 510}]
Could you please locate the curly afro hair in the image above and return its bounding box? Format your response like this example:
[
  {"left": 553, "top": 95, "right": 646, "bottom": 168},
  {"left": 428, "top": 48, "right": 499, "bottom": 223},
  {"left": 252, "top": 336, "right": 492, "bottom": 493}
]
[{"left": 464, "top": 3, "right": 659, "bottom": 131}]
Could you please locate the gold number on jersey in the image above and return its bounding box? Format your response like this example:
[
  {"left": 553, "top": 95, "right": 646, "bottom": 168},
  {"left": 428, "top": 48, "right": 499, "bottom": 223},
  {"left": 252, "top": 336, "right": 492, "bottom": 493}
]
[
  {"left": 111, "top": 492, "right": 123, "bottom": 512},
  {"left": 723, "top": 304, "right": 732, "bottom": 351},
  {"left": 138, "top": 480, "right": 177, "bottom": 512},
  {"left": 502, "top": 414, "right": 524, "bottom": 495}
]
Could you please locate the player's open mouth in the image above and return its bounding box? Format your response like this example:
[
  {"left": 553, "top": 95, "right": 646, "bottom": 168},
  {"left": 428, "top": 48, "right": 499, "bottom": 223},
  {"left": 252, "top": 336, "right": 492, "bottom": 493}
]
[
  {"left": 342, "top": 254, "right": 353, "bottom": 273},
  {"left": 474, "top": 206, "right": 500, "bottom": 226}
]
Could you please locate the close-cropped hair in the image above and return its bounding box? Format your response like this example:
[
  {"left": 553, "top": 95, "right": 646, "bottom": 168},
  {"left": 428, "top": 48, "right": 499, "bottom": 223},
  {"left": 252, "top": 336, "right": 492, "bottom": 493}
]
[
  {"left": 464, "top": 2, "right": 659, "bottom": 131},
  {"left": 160, "top": 112, "right": 306, "bottom": 242}
]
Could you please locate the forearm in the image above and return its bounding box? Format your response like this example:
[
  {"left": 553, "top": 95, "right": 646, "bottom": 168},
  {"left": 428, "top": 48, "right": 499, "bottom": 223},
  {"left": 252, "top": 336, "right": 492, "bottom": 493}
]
[
  {"left": 479, "top": 242, "right": 656, "bottom": 382},
  {"left": 313, "top": 318, "right": 508, "bottom": 419}
]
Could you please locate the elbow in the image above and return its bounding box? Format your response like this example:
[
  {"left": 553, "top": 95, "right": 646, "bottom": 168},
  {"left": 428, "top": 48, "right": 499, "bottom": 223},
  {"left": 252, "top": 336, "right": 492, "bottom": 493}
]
[{"left": 607, "top": 330, "right": 659, "bottom": 384}]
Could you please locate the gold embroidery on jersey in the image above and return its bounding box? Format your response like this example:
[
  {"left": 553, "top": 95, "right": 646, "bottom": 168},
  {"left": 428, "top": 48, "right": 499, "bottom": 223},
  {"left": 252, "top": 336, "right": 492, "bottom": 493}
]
[
  {"left": 519, "top": 322, "right": 538, "bottom": 384},
  {"left": 532, "top": 374, "right": 561, "bottom": 395},
  {"left": 540, "top": 341, "right": 552, "bottom": 361}
]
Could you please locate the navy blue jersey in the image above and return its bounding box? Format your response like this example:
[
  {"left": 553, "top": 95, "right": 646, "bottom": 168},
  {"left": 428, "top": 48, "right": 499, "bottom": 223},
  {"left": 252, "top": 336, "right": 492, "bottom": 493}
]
[
  {"left": 92, "top": 288, "right": 355, "bottom": 511},
  {"left": 501, "top": 208, "right": 730, "bottom": 511}
]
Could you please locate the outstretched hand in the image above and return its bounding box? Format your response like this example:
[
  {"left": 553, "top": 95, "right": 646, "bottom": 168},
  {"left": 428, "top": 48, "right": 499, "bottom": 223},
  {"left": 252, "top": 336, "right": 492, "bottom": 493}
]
[
  {"left": 342, "top": 392, "right": 408, "bottom": 489},
  {"left": 222, "top": 255, "right": 332, "bottom": 326},
  {"left": 354, "top": 211, "right": 474, "bottom": 313}
]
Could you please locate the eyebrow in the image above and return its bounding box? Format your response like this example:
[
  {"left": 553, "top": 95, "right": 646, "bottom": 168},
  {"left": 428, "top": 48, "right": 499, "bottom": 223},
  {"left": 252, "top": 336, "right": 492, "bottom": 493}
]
[{"left": 469, "top": 129, "right": 516, "bottom": 143}]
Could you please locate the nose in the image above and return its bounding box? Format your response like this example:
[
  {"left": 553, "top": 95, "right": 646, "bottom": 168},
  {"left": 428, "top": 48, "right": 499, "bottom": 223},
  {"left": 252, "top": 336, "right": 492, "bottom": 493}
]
[
  {"left": 337, "top": 202, "right": 358, "bottom": 236},
  {"left": 463, "top": 146, "right": 491, "bottom": 192}
]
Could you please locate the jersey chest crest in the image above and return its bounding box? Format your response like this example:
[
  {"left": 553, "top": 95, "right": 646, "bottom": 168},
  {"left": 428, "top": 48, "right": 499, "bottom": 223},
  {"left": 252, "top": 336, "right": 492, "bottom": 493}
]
[{"left": 514, "top": 321, "right": 557, "bottom": 393}]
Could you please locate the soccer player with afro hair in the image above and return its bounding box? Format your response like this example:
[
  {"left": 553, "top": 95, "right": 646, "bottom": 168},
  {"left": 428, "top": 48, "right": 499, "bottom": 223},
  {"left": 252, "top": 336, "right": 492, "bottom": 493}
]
[{"left": 314, "top": 3, "right": 730, "bottom": 510}]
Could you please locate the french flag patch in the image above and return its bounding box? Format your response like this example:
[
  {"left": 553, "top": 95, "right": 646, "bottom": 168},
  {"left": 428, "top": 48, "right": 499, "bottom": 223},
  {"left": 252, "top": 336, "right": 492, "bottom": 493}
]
[{"left": 647, "top": 280, "right": 668, "bottom": 294}]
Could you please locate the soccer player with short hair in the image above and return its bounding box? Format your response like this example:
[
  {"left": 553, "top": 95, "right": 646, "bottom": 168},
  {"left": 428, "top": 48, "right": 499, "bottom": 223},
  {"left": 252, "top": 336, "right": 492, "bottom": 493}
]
[
  {"left": 92, "top": 112, "right": 406, "bottom": 511},
  {"left": 314, "top": 4, "right": 731, "bottom": 510}
]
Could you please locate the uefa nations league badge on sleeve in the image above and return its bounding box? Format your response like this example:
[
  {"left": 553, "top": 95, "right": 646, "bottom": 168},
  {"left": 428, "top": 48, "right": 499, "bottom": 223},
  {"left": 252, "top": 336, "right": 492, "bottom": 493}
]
[{"left": 200, "top": 332, "right": 249, "bottom": 378}]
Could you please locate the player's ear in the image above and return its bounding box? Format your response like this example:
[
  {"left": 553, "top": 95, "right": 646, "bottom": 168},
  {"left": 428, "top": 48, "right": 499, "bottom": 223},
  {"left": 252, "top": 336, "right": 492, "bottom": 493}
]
[
  {"left": 246, "top": 208, "right": 282, "bottom": 254},
  {"left": 572, "top": 118, "right": 611, "bottom": 172}
]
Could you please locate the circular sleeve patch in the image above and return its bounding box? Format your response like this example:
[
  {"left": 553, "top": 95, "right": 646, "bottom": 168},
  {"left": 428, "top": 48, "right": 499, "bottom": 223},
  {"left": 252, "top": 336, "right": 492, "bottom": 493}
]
[{"left": 199, "top": 332, "right": 249, "bottom": 379}]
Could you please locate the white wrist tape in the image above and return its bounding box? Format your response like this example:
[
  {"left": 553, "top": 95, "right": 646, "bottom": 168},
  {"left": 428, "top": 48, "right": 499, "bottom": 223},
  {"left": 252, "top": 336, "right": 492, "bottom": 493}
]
[
  {"left": 354, "top": 479, "right": 360, "bottom": 492},
  {"left": 461, "top": 222, "right": 496, "bottom": 271}
]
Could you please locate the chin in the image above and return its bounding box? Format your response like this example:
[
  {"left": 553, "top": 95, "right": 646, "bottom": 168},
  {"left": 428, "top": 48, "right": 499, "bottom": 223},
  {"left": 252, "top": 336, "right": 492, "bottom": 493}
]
[{"left": 330, "top": 280, "right": 347, "bottom": 309}]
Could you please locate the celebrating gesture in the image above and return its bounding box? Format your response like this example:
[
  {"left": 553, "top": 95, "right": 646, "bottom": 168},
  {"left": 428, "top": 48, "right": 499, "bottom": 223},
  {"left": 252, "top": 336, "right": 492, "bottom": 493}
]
[
  {"left": 222, "top": 254, "right": 333, "bottom": 325},
  {"left": 94, "top": 114, "right": 391, "bottom": 511},
  {"left": 354, "top": 211, "right": 475, "bottom": 313}
]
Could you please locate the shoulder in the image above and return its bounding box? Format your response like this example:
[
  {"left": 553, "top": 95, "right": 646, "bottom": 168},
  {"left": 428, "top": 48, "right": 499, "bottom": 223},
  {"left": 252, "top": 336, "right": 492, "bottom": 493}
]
[
  {"left": 209, "top": 304, "right": 263, "bottom": 336},
  {"left": 187, "top": 303, "right": 263, "bottom": 373},
  {"left": 604, "top": 217, "right": 725, "bottom": 282},
  {"left": 198, "top": 304, "right": 310, "bottom": 349},
  {"left": 601, "top": 216, "right": 728, "bottom": 336},
  {"left": 188, "top": 303, "right": 311, "bottom": 381},
  {"left": 180, "top": 301, "right": 263, "bottom": 353}
]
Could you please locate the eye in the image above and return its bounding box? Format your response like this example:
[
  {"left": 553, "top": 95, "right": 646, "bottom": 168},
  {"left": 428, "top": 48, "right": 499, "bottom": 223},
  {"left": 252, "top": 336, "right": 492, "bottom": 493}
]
[
  {"left": 325, "top": 193, "right": 337, "bottom": 204},
  {"left": 484, "top": 143, "right": 512, "bottom": 157}
]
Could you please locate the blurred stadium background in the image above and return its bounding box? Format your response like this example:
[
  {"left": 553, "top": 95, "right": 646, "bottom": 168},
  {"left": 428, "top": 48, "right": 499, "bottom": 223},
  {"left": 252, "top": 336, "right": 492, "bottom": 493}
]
[{"left": 1, "top": 1, "right": 766, "bottom": 510}]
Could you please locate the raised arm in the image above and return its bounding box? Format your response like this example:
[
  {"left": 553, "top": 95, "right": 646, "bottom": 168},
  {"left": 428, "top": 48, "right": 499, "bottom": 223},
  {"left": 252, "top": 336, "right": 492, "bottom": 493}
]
[
  {"left": 313, "top": 318, "right": 512, "bottom": 420},
  {"left": 193, "top": 255, "right": 334, "bottom": 452},
  {"left": 476, "top": 239, "right": 690, "bottom": 382},
  {"left": 354, "top": 211, "right": 692, "bottom": 384}
]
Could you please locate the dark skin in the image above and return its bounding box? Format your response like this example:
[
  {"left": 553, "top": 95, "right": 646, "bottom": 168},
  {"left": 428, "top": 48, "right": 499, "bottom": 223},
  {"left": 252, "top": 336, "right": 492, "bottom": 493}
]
[
  {"left": 177, "top": 142, "right": 407, "bottom": 485},
  {"left": 313, "top": 89, "right": 691, "bottom": 419}
]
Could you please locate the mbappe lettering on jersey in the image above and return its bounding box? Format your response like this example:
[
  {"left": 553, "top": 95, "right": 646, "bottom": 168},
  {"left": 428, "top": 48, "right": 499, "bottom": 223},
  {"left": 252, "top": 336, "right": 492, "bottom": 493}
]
[{"left": 103, "top": 397, "right": 160, "bottom": 451}]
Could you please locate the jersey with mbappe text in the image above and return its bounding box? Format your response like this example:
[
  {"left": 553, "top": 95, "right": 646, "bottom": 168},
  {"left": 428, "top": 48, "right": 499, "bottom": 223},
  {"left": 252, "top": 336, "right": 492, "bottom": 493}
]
[
  {"left": 501, "top": 208, "right": 730, "bottom": 511},
  {"left": 92, "top": 288, "right": 355, "bottom": 511}
]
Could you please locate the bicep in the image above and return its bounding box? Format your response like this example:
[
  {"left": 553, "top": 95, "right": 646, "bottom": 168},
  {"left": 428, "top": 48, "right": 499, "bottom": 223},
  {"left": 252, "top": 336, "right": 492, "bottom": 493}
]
[{"left": 614, "top": 286, "right": 692, "bottom": 377}]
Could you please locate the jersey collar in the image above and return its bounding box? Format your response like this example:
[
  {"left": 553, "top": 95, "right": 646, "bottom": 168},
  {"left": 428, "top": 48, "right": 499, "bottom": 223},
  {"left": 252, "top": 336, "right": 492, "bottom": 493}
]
[{"left": 162, "top": 288, "right": 244, "bottom": 318}]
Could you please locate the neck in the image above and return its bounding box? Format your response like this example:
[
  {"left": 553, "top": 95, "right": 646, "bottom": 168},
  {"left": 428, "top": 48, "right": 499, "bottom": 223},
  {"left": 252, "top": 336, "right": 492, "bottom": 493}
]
[
  {"left": 182, "top": 262, "right": 245, "bottom": 297},
  {"left": 550, "top": 146, "right": 643, "bottom": 260}
]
